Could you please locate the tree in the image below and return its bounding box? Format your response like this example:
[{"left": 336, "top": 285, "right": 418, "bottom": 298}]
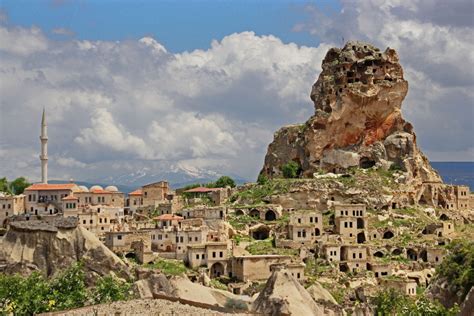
[
  {"left": 9, "top": 177, "right": 30, "bottom": 195},
  {"left": 214, "top": 176, "right": 236, "bottom": 188},
  {"left": 0, "top": 178, "right": 10, "bottom": 194},
  {"left": 282, "top": 161, "right": 301, "bottom": 179}
]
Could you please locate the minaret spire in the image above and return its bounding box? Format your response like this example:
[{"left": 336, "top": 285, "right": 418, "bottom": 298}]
[{"left": 40, "top": 108, "right": 48, "bottom": 184}]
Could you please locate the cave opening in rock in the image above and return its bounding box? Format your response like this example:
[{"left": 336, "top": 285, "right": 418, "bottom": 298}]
[
  {"left": 373, "top": 251, "right": 384, "bottom": 258},
  {"left": 265, "top": 210, "right": 276, "bottom": 221},
  {"left": 383, "top": 230, "right": 394, "bottom": 239},
  {"left": 359, "top": 157, "right": 376, "bottom": 169},
  {"left": 249, "top": 209, "right": 260, "bottom": 218},
  {"left": 252, "top": 227, "right": 270, "bottom": 240}
]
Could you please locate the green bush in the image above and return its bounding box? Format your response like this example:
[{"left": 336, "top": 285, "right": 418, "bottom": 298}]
[
  {"left": 0, "top": 263, "right": 133, "bottom": 314},
  {"left": 257, "top": 174, "right": 269, "bottom": 185},
  {"left": 224, "top": 298, "right": 248, "bottom": 310},
  {"left": 434, "top": 239, "right": 474, "bottom": 302},
  {"left": 281, "top": 161, "right": 301, "bottom": 178},
  {"left": 372, "top": 288, "right": 459, "bottom": 316},
  {"left": 91, "top": 275, "right": 132, "bottom": 304}
]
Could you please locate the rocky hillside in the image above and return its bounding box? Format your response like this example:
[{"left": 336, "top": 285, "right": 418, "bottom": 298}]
[
  {"left": 261, "top": 41, "right": 441, "bottom": 188},
  {"left": 0, "top": 217, "right": 129, "bottom": 281}
]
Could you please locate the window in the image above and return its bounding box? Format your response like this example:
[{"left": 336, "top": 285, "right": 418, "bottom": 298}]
[
  {"left": 117, "top": 235, "right": 122, "bottom": 240},
  {"left": 297, "top": 231, "right": 301, "bottom": 238},
  {"left": 83, "top": 220, "right": 86, "bottom": 224},
  {"left": 297, "top": 273, "right": 300, "bottom": 279},
  {"left": 359, "top": 253, "right": 362, "bottom": 259},
  {"left": 212, "top": 252, "right": 216, "bottom": 258},
  {"left": 99, "top": 218, "right": 102, "bottom": 223},
  {"left": 104, "top": 218, "right": 107, "bottom": 223},
  {"left": 180, "top": 236, "right": 183, "bottom": 243},
  {"left": 90, "top": 220, "right": 93, "bottom": 224},
  {"left": 310, "top": 217, "right": 313, "bottom": 223},
  {"left": 349, "top": 222, "right": 353, "bottom": 228},
  {"left": 195, "top": 237, "right": 198, "bottom": 241},
  {"left": 7, "top": 204, "right": 11, "bottom": 209},
  {"left": 196, "top": 254, "right": 199, "bottom": 259},
  {"left": 315, "top": 217, "right": 318, "bottom": 223},
  {"left": 353, "top": 253, "right": 356, "bottom": 259},
  {"left": 101, "top": 227, "right": 104, "bottom": 230},
  {"left": 220, "top": 251, "right": 223, "bottom": 258},
  {"left": 344, "top": 222, "right": 348, "bottom": 228},
  {"left": 298, "top": 218, "right": 301, "bottom": 223}
]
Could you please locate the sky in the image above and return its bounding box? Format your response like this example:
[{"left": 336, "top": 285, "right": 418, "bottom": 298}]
[{"left": 0, "top": 0, "right": 473, "bottom": 184}]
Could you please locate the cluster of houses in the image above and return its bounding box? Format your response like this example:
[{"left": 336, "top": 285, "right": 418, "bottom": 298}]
[{"left": 2, "top": 109, "right": 472, "bottom": 300}]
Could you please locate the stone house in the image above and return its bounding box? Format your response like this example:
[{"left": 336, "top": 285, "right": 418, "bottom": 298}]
[
  {"left": 454, "top": 185, "right": 470, "bottom": 210},
  {"left": 104, "top": 230, "right": 153, "bottom": 264},
  {"left": 182, "top": 187, "right": 230, "bottom": 206},
  {"left": 368, "top": 263, "right": 392, "bottom": 278},
  {"left": 340, "top": 245, "right": 368, "bottom": 273},
  {"left": 270, "top": 262, "right": 306, "bottom": 282},
  {"left": 181, "top": 206, "right": 227, "bottom": 220},
  {"left": 231, "top": 255, "right": 293, "bottom": 282},
  {"left": 426, "top": 248, "right": 446, "bottom": 265},
  {"left": 380, "top": 278, "right": 417, "bottom": 296},
  {"left": 321, "top": 244, "right": 342, "bottom": 263},
  {"left": 76, "top": 205, "right": 125, "bottom": 235},
  {"left": 0, "top": 193, "right": 25, "bottom": 225},
  {"left": 334, "top": 204, "right": 367, "bottom": 244},
  {"left": 126, "top": 189, "right": 143, "bottom": 214},
  {"left": 142, "top": 181, "right": 171, "bottom": 207},
  {"left": 288, "top": 210, "right": 323, "bottom": 242},
  {"left": 186, "top": 242, "right": 230, "bottom": 278},
  {"left": 24, "top": 183, "right": 80, "bottom": 215}
]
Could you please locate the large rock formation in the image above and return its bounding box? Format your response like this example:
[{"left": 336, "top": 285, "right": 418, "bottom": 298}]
[
  {"left": 261, "top": 41, "right": 441, "bottom": 187},
  {"left": 0, "top": 217, "right": 130, "bottom": 281},
  {"left": 252, "top": 267, "right": 344, "bottom": 315}
]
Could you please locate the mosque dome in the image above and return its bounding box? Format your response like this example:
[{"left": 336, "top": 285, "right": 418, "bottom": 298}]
[
  {"left": 78, "top": 185, "right": 89, "bottom": 192},
  {"left": 105, "top": 185, "right": 119, "bottom": 192},
  {"left": 90, "top": 185, "right": 104, "bottom": 191}
]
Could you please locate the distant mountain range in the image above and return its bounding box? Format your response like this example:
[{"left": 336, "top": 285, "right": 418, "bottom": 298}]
[{"left": 50, "top": 163, "right": 249, "bottom": 193}]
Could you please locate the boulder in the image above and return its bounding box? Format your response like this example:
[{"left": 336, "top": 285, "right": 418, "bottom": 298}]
[{"left": 307, "top": 282, "right": 338, "bottom": 305}]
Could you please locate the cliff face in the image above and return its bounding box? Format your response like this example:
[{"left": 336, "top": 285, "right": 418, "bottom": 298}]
[
  {"left": 0, "top": 217, "right": 130, "bottom": 281},
  {"left": 261, "top": 41, "right": 441, "bottom": 186}
]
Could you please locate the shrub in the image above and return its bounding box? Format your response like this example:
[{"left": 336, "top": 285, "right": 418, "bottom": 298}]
[
  {"left": 257, "top": 174, "right": 269, "bottom": 185},
  {"left": 224, "top": 298, "right": 248, "bottom": 311},
  {"left": 282, "top": 161, "right": 301, "bottom": 178},
  {"left": 91, "top": 275, "right": 132, "bottom": 304}
]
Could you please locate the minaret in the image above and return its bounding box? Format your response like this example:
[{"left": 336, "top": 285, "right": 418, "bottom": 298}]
[{"left": 40, "top": 108, "right": 48, "bottom": 184}]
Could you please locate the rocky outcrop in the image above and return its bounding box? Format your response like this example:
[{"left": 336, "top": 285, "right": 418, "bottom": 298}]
[
  {"left": 252, "top": 268, "right": 344, "bottom": 315},
  {"left": 0, "top": 217, "right": 129, "bottom": 281},
  {"left": 261, "top": 41, "right": 441, "bottom": 188}
]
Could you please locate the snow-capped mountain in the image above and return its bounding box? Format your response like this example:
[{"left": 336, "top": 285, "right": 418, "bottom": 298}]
[{"left": 86, "top": 162, "right": 248, "bottom": 191}]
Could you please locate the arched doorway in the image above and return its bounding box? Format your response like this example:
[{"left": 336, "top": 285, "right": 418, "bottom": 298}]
[
  {"left": 210, "top": 262, "right": 225, "bottom": 278},
  {"left": 265, "top": 210, "right": 276, "bottom": 221},
  {"left": 339, "top": 263, "right": 348, "bottom": 272},
  {"left": 392, "top": 248, "right": 402, "bottom": 256},
  {"left": 252, "top": 226, "right": 270, "bottom": 240},
  {"left": 383, "top": 230, "right": 394, "bottom": 239},
  {"left": 373, "top": 251, "right": 384, "bottom": 258},
  {"left": 314, "top": 228, "right": 321, "bottom": 236},
  {"left": 439, "top": 214, "right": 449, "bottom": 221},
  {"left": 235, "top": 209, "right": 245, "bottom": 216},
  {"left": 249, "top": 209, "right": 260, "bottom": 218},
  {"left": 357, "top": 218, "right": 364, "bottom": 229},
  {"left": 125, "top": 252, "right": 136, "bottom": 260},
  {"left": 407, "top": 249, "right": 417, "bottom": 261},
  {"left": 357, "top": 232, "right": 366, "bottom": 244},
  {"left": 419, "top": 249, "right": 427, "bottom": 262},
  {"left": 360, "top": 157, "right": 376, "bottom": 169}
]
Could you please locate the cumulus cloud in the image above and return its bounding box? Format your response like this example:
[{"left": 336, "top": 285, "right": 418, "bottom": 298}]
[{"left": 0, "top": 24, "right": 326, "bottom": 182}]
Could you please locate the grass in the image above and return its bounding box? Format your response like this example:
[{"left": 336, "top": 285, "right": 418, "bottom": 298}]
[
  {"left": 245, "top": 238, "right": 298, "bottom": 256},
  {"left": 209, "top": 278, "right": 228, "bottom": 291},
  {"left": 147, "top": 258, "right": 188, "bottom": 276}
]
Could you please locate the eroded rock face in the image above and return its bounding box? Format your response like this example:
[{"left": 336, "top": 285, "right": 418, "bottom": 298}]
[
  {"left": 0, "top": 217, "right": 130, "bottom": 281},
  {"left": 261, "top": 41, "right": 440, "bottom": 186},
  {"left": 252, "top": 268, "right": 344, "bottom": 315}
]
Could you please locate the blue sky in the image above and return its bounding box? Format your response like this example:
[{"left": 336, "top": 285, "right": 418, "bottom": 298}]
[{"left": 1, "top": 0, "right": 340, "bottom": 52}]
